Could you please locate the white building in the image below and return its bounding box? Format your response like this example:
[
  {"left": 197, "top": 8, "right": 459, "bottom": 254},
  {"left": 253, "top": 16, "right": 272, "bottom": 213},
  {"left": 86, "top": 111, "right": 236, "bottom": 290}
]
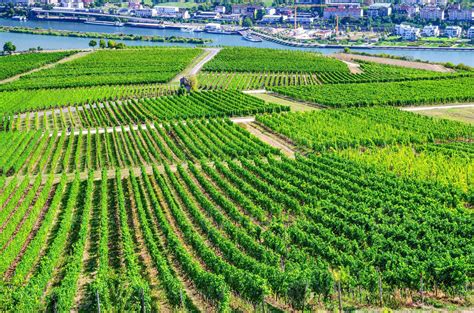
[
  {"left": 134, "top": 8, "right": 157, "bottom": 18},
  {"left": 395, "top": 24, "right": 420, "bottom": 40},
  {"left": 444, "top": 26, "right": 462, "bottom": 38},
  {"left": 266, "top": 8, "right": 276, "bottom": 15},
  {"left": 468, "top": 26, "right": 474, "bottom": 39},
  {"left": 419, "top": 6, "right": 445, "bottom": 20},
  {"left": 215, "top": 5, "right": 226, "bottom": 14},
  {"left": 154, "top": 6, "right": 179, "bottom": 15},
  {"left": 261, "top": 14, "right": 286, "bottom": 23},
  {"left": 422, "top": 25, "right": 439, "bottom": 37}
]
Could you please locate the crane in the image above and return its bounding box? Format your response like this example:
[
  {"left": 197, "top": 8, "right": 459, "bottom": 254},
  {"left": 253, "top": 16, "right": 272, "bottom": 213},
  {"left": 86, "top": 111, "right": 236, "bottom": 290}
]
[{"left": 293, "top": 3, "right": 338, "bottom": 33}]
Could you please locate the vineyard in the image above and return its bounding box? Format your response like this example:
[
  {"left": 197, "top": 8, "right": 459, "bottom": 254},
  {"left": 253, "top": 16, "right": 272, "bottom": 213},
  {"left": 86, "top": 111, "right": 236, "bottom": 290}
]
[
  {"left": 0, "top": 51, "right": 76, "bottom": 81},
  {"left": 3, "top": 91, "right": 287, "bottom": 131},
  {"left": 0, "top": 83, "right": 178, "bottom": 115},
  {"left": 202, "top": 47, "right": 348, "bottom": 73},
  {"left": 0, "top": 47, "right": 201, "bottom": 91},
  {"left": 0, "top": 46, "right": 472, "bottom": 312},
  {"left": 271, "top": 77, "right": 474, "bottom": 107},
  {"left": 256, "top": 108, "right": 473, "bottom": 151},
  {"left": 338, "top": 143, "right": 473, "bottom": 193},
  {"left": 0, "top": 119, "right": 278, "bottom": 176}
]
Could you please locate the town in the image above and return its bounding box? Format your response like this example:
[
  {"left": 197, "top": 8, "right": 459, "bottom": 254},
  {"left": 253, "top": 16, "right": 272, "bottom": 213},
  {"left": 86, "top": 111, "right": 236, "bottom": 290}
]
[{"left": 1, "top": 0, "right": 473, "bottom": 48}]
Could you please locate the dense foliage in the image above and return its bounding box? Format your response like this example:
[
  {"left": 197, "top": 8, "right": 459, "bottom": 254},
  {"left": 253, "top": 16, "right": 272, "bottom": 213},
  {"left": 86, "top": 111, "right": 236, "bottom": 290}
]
[
  {"left": 256, "top": 108, "right": 473, "bottom": 151},
  {"left": 0, "top": 119, "right": 278, "bottom": 176},
  {"left": 271, "top": 77, "right": 474, "bottom": 107},
  {"left": 203, "top": 47, "right": 348, "bottom": 73},
  {"left": 0, "top": 84, "right": 177, "bottom": 115},
  {"left": 339, "top": 143, "right": 473, "bottom": 194},
  {"left": 0, "top": 51, "right": 74, "bottom": 80},
  {"left": 2, "top": 91, "right": 287, "bottom": 131},
  {"left": 0, "top": 47, "right": 201, "bottom": 91}
]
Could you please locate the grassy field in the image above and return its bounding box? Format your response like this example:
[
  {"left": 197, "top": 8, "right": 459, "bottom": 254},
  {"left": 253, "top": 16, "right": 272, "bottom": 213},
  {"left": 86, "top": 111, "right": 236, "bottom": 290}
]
[{"left": 413, "top": 107, "right": 474, "bottom": 125}]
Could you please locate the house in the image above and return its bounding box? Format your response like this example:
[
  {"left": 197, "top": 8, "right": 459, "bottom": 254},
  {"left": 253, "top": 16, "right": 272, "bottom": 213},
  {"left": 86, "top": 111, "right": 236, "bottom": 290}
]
[
  {"left": 323, "top": 6, "right": 363, "bottom": 19},
  {"left": 468, "top": 26, "right": 474, "bottom": 39},
  {"left": 419, "top": 6, "right": 445, "bottom": 20},
  {"left": 444, "top": 25, "right": 462, "bottom": 38},
  {"left": 422, "top": 25, "right": 439, "bottom": 37},
  {"left": 447, "top": 6, "right": 473, "bottom": 21},
  {"left": 232, "top": 4, "right": 264, "bottom": 17},
  {"left": 367, "top": 3, "right": 392, "bottom": 18}
]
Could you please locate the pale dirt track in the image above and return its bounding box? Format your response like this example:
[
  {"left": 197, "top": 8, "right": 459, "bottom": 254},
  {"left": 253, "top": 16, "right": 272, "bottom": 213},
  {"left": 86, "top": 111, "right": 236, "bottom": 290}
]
[
  {"left": 333, "top": 53, "right": 454, "bottom": 72},
  {"left": 170, "top": 47, "right": 221, "bottom": 83},
  {"left": 402, "top": 104, "right": 474, "bottom": 111}
]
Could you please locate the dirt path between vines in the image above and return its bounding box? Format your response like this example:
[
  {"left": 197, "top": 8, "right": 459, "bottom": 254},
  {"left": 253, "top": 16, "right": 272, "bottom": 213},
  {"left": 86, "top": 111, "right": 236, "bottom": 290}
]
[
  {"left": 401, "top": 103, "right": 474, "bottom": 111},
  {"left": 170, "top": 48, "right": 221, "bottom": 83},
  {"left": 0, "top": 51, "right": 93, "bottom": 85},
  {"left": 237, "top": 122, "right": 297, "bottom": 158},
  {"left": 333, "top": 53, "right": 453, "bottom": 72}
]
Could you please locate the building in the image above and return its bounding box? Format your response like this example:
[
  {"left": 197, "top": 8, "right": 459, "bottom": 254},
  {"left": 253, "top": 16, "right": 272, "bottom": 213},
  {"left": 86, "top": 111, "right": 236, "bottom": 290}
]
[
  {"left": 215, "top": 5, "right": 226, "bottom": 14},
  {"left": 436, "top": 0, "right": 447, "bottom": 6},
  {"left": 444, "top": 25, "right": 462, "bottom": 38},
  {"left": 232, "top": 4, "right": 264, "bottom": 17},
  {"left": 61, "top": 0, "right": 84, "bottom": 9},
  {"left": 395, "top": 24, "right": 420, "bottom": 40},
  {"left": 155, "top": 6, "right": 179, "bottom": 15},
  {"left": 194, "top": 11, "right": 220, "bottom": 20},
  {"left": 219, "top": 14, "right": 241, "bottom": 23},
  {"left": 327, "top": 0, "right": 360, "bottom": 4},
  {"left": 367, "top": 3, "right": 392, "bottom": 18},
  {"left": 394, "top": 4, "right": 419, "bottom": 18},
  {"left": 289, "top": 13, "right": 315, "bottom": 24},
  {"left": 447, "top": 7, "right": 473, "bottom": 21},
  {"left": 1, "top": 0, "right": 34, "bottom": 4},
  {"left": 468, "top": 26, "right": 474, "bottom": 39},
  {"left": 261, "top": 14, "right": 286, "bottom": 24},
  {"left": 419, "top": 6, "right": 445, "bottom": 20},
  {"left": 323, "top": 5, "right": 363, "bottom": 19},
  {"left": 265, "top": 7, "right": 276, "bottom": 15},
  {"left": 134, "top": 8, "right": 157, "bottom": 18},
  {"left": 422, "top": 25, "right": 439, "bottom": 37},
  {"left": 128, "top": 0, "right": 141, "bottom": 10}
]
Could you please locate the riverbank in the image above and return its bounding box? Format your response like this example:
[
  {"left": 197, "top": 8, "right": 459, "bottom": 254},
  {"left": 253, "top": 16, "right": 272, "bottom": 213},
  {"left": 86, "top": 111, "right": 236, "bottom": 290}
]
[
  {"left": 250, "top": 29, "right": 474, "bottom": 52},
  {"left": 0, "top": 25, "right": 211, "bottom": 44}
]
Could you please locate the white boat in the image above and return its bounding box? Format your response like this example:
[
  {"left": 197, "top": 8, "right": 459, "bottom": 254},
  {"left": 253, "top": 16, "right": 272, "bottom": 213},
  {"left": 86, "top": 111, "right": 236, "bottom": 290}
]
[
  {"left": 242, "top": 33, "right": 262, "bottom": 42},
  {"left": 84, "top": 20, "right": 124, "bottom": 27},
  {"left": 12, "top": 16, "right": 27, "bottom": 21}
]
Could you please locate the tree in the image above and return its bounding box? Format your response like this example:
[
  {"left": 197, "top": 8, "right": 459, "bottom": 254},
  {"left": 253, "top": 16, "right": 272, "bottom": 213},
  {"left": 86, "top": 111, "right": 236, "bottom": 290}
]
[
  {"left": 115, "top": 42, "right": 126, "bottom": 49},
  {"left": 3, "top": 41, "right": 16, "bottom": 54},
  {"left": 242, "top": 17, "right": 253, "bottom": 28},
  {"left": 99, "top": 39, "right": 106, "bottom": 49},
  {"left": 89, "top": 40, "right": 97, "bottom": 48},
  {"left": 107, "top": 40, "right": 116, "bottom": 49}
]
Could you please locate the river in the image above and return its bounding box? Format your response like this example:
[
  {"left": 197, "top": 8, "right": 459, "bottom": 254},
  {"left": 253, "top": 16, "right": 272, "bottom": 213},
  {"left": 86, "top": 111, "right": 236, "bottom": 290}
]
[{"left": 1, "top": 18, "right": 473, "bottom": 65}]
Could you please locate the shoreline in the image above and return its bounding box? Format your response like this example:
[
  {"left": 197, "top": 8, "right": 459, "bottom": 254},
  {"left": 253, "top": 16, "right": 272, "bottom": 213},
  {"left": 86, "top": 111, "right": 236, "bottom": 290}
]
[{"left": 250, "top": 30, "right": 474, "bottom": 52}]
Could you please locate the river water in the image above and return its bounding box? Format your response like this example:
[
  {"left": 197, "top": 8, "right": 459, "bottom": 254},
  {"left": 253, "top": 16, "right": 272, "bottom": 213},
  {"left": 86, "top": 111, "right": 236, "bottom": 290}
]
[{"left": 1, "top": 18, "right": 473, "bottom": 65}]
